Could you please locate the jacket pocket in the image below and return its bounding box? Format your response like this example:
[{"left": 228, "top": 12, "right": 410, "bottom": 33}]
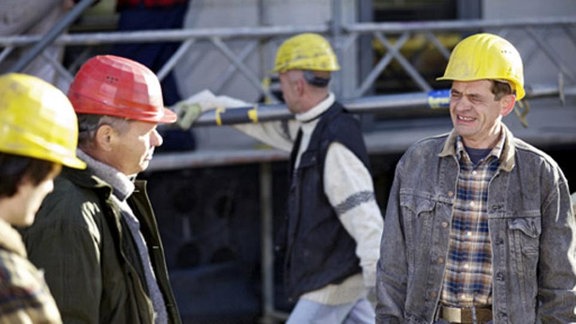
[
  {"left": 509, "top": 216, "right": 541, "bottom": 255},
  {"left": 508, "top": 216, "right": 541, "bottom": 306},
  {"left": 400, "top": 192, "right": 437, "bottom": 269}
]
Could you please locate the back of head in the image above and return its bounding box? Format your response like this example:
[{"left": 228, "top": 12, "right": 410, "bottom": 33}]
[
  {"left": 68, "top": 55, "right": 177, "bottom": 123},
  {"left": 437, "top": 33, "right": 525, "bottom": 100},
  {"left": 0, "top": 73, "right": 86, "bottom": 169},
  {"left": 273, "top": 33, "right": 340, "bottom": 74}
]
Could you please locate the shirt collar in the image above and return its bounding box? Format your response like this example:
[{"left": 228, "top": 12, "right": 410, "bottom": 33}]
[
  {"left": 295, "top": 93, "right": 335, "bottom": 123},
  {"left": 439, "top": 124, "right": 516, "bottom": 171}
]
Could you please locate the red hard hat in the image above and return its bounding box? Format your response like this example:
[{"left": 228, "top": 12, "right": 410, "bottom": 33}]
[{"left": 68, "top": 55, "right": 177, "bottom": 123}]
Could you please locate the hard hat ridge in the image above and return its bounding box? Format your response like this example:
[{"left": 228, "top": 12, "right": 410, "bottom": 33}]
[
  {"left": 437, "top": 33, "right": 525, "bottom": 100},
  {"left": 0, "top": 73, "right": 86, "bottom": 169},
  {"left": 273, "top": 33, "right": 340, "bottom": 73},
  {"left": 68, "top": 55, "right": 177, "bottom": 123}
]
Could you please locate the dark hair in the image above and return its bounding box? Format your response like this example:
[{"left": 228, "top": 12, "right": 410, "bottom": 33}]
[
  {"left": 491, "top": 80, "right": 514, "bottom": 100},
  {"left": 0, "top": 153, "right": 56, "bottom": 198}
]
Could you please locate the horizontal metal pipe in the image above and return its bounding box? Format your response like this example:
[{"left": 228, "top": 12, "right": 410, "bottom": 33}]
[
  {"left": 1, "top": 16, "right": 574, "bottom": 46},
  {"left": 169, "top": 85, "right": 572, "bottom": 128}
]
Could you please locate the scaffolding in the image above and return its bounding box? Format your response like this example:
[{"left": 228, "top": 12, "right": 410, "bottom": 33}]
[
  {"left": 1, "top": 4, "right": 575, "bottom": 102},
  {"left": 2, "top": 2, "right": 576, "bottom": 322}
]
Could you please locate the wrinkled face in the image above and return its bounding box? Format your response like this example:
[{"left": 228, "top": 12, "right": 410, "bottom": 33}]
[
  {"left": 107, "top": 121, "right": 163, "bottom": 176},
  {"left": 5, "top": 164, "right": 62, "bottom": 227},
  {"left": 449, "top": 80, "right": 514, "bottom": 148}
]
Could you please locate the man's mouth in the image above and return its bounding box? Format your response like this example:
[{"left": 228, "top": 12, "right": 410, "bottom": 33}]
[{"left": 457, "top": 115, "right": 475, "bottom": 121}]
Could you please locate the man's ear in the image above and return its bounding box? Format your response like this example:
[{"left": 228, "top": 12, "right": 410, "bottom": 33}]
[
  {"left": 500, "top": 94, "right": 517, "bottom": 117},
  {"left": 94, "top": 124, "right": 115, "bottom": 151},
  {"left": 295, "top": 77, "right": 306, "bottom": 97}
]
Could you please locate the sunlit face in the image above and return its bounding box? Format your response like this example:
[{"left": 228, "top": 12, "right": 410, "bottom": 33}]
[
  {"left": 3, "top": 164, "right": 62, "bottom": 227},
  {"left": 107, "top": 120, "right": 163, "bottom": 176},
  {"left": 449, "top": 80, "right": 513, "bottom": 148}
]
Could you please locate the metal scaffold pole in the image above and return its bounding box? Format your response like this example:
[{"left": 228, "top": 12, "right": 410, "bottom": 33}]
[{"left": 173, "top": 84, "right": 573, "bottom": 128}]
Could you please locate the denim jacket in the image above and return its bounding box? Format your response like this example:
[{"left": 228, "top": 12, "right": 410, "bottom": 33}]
[{"left": 376, "top": 125, "right": 576, "bottom": 324}]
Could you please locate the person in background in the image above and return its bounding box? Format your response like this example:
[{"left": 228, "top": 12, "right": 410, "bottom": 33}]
[
  {"left": 376, "top": 33, "right": 576, "bottom": 323},
  {"left": 21, "top": 55, "right": 182, "bottom": 324},
  {"left": 111, "top": 0, "right": 194, "bottom": 152},
  {"left": 176, "top": 32, "right": 384, "bottom": 323},
  {"left": 0, "top": 0, "right": 77, "bottom": 90},
  {"left": 0, "top": 73, "right": 86, "bottom": 323}
]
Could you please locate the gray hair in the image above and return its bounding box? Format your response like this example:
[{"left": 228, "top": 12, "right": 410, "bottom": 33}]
[{"left": 77, "top": 114, "right": 131, "bottom": 149}]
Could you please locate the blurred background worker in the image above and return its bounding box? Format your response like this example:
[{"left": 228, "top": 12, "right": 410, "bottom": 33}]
[
  {"left": 0, "top": 73, "right": 85, "bottom": 323},
  {"left": 375, "top": 33, "right": 576, "bottom": 323},
  {"left": 175, "top": 32, "right": 384, "bottom": 323},
  {"left": 241, "top": 33, "right": 383, "bottom": 324},
  {"left": 21, "top": 55, "right": 182, "bottom": 324}
]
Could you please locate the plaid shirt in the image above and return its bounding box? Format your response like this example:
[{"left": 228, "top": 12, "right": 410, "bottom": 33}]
[
  {"left": 0, "top": 219, "right": 61, "bottom": 323},
  {"left": 440, "top": 135, "right": 505, "bottom": 307}
]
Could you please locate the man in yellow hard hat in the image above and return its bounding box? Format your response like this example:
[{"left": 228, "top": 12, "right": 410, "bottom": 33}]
[
  {"left": 375, "top": 33, "right": 576, "bottom": 323},
  {"left": 269, "top": 33, "right": 383, "bottom": 324},
  {"left": 20, "top": 55, "right": 182, "bottom": 324},
  {"left": 0, "top": 73, "right": 85, "bottom": 323},
  {"left": 177, "top": 32, "right": 384, "bottom": 323}
]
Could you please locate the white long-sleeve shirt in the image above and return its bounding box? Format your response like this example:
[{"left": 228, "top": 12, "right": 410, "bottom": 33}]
[{"left": 235, "top": 94, "right": 384, "bottom": 305}]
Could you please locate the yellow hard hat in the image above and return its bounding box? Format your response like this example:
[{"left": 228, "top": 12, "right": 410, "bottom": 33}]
[
  {"left": 0, "top": 73, "right": 86, "bottom": 169},
  {"left": 273, "top": 33, "right": 340, "bottom": 73},
  {"left": 437, "top": 33, "right": 525, "bottom": 100}
]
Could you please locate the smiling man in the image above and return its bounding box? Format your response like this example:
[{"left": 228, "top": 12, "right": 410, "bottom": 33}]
[
  {"left": 20, "top": 55, "right": 182, "bottom": 324},
  {"left": 375, "top": 33, "right": 576, "bottom": 323}
]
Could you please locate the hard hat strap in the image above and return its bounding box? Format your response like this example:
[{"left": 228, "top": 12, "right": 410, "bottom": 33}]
[{"left": 303, "top": 70, "right": 330, "bottom": 88}]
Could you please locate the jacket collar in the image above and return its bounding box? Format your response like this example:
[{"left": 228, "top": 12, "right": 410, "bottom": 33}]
[
  {"left": 77, "top": 150, "right": 135, "bottom": 201},
  {"left": 295, "top": 93, "right": 335, "bottom": 123},
  {"left": 439, "top": 124, "right": 516, "bottom": 172}
]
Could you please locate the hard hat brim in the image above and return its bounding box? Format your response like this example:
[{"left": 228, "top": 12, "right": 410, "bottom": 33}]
[{"left": 160, "top": 107, "right": 178, "bottom": 123}]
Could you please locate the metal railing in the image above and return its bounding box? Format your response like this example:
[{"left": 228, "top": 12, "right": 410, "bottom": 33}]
[
  {"left": 2, "top": 7, "right": 576, "bottom": 323},
  {"left": 2, "top": 14, "right": 575, "bottom": 102}
]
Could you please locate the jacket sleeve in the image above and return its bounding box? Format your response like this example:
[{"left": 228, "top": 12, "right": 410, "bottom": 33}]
[
  {"left": 21, "top": 188, "right": 108, "bottom": 324},
  {"left": 537, "top": 168, "right": 576, "bottom": 322},
  {"left": 375, "top": 157, "right": 407, "bottom": 323},
  {"left": 323, "top": 142, "right": 384, "bottom": 289},
  {"left": 233, "top": 119, "right": 299, "bottom": 152}
]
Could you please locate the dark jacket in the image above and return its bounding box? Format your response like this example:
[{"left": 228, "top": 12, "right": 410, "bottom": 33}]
[
  {"left": 283, "top": 102, "right": 371, "bottom": 300},
  {"left": 21, "top": 166, "right": 181, "bottom": 324}
]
